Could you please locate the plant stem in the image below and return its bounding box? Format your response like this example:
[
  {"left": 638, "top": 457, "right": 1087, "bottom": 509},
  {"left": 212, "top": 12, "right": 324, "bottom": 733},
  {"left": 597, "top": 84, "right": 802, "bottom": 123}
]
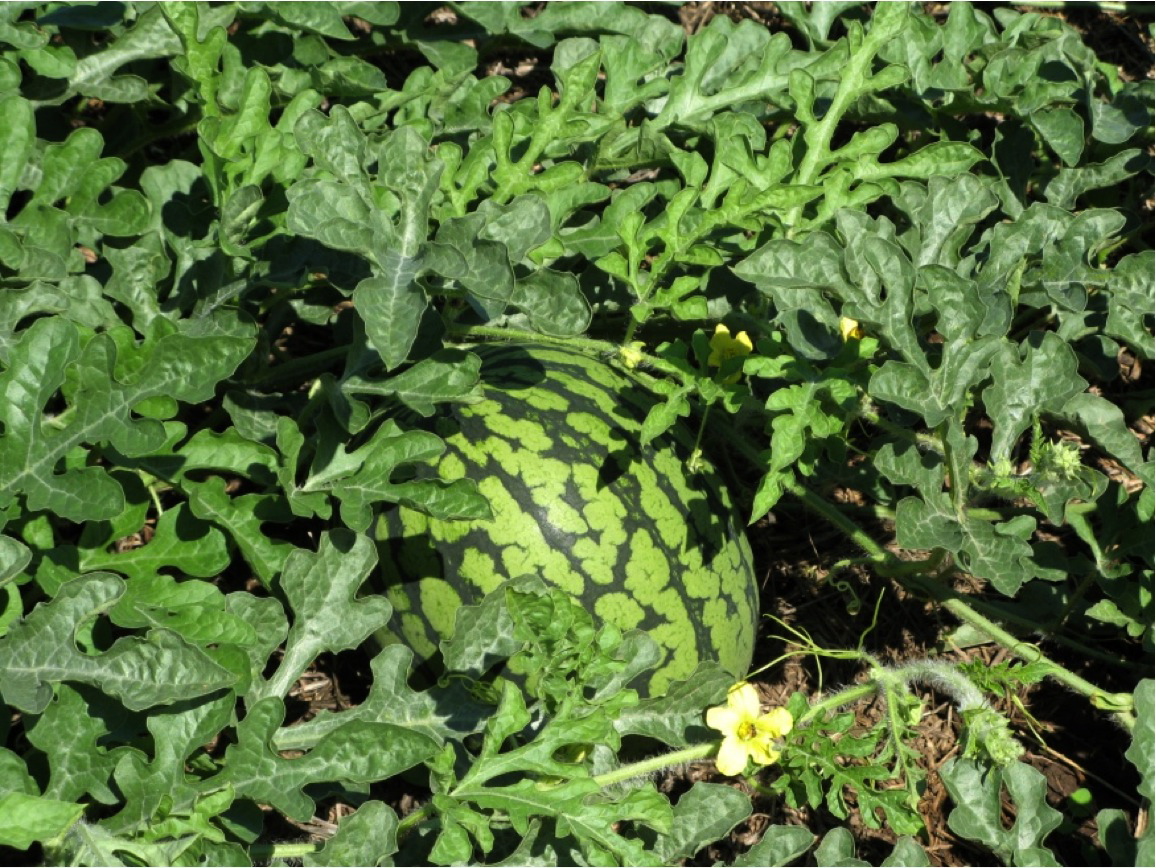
[
  {"left": 782, "top": 476, "right": 890, "bottom": 562},
  {"left": 784, "top": 478, "right": 1137, "bottom": 725},
  {"left": 905, "top": 575, "right": 1136, "bottom": 728},
  {"left": 796, "top": 683, "right": 880, "bottom": 726},
  {"left": 397, "top": 802, "right": 436, "bottom": 837},
  {"left": 246, "top": 345, "right": 347, "bottom": 389},
  {"left": 1011, "top": 0, "right": 1133, "bottom": 12},
  {"left": 593, "top": 743, "right": 717, "bottom": 788},
  {"left": 249, "top": 841, "right": 320, "bottom": 862},
  {"left": 446, "top": 323, "right": 616, "bottom": 355}
]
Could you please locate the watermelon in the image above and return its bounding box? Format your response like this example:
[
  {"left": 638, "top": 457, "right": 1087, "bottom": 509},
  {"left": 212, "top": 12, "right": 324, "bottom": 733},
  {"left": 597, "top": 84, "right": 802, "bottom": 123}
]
[{"left": 374, "top": 342, "right": 757, "bottom": 695}]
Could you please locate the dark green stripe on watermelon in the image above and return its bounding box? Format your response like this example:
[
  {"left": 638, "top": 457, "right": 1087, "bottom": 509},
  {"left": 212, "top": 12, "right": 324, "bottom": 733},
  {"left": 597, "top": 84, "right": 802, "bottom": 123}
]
[{"left": 374, "top": 343, "right": 757, "bottom": 696}]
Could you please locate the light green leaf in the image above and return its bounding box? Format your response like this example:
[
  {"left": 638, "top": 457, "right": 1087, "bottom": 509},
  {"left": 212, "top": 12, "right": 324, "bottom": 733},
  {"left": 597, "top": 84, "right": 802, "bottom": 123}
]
[
  {"left": 0, "top": 95, "right": 34, "bottom": 214},
  {"left": 269, "top": 1, "right": 355, "bottom": 40},
  {"left": 67, "top": 5, "right": 182, "bottom": 102},
  {"left": 441, "top": 577, "right": 534, "bottom": 677},
  {"left": 252, "top": 531, "right": 390, "bottom": 701},
  {"left": 458, "top": 774, "right": 670, "bottom": 865},
  {"left": 942, "top": 758, "right": 1062, "bottom": 865},
  {"left": 732, "top": 824, "right": 816, "bottom": 866},
  {"left": 344, "top": 348, "right": 482, "bottom": 416},
  {"left": 512, "top": 268, "right": 593, "bottom": 336},
  {"left": 81, "top": 502, "right": 229, "bottom": 582},
  {"left": 652, "top": 782, "right": 750, "bottom": 864},
  {"left": 26, "top": 683, "right": 137, "bottom": 804},
  {"left": 26, "top": 126, "right": 150, "bottom": 236},
  {"left": 1044, "top": 149, "right": 1145, "bottom": 211},
  {"left": 857, "top": 141, "right": 985, "bottom": 181},
  {"left": 185, "top": 479, "right": 294, "bottom": 587},
  {"left": 654, "top": 17, "right": 795, "bottom": 129},
  {"left": 213, "top": 696, "right": 438, "bottom": 822},
  {"left": 274, "top": 645, "right": 491, "bottom": 750},
  {"left": 613, "top": 662, "right": 729, "bottom": 746},
  {"left": 0, "top": 574, "right": 237, "bottom": 714},
  {"left": 352, "top": 271, "right": 428, "bottom": 371},
  {"left": 220, "top": 184, "right": 263, "bottom": 255},
  {"left": 1104, "top": 250, "right": 1154, "bottom": 361},
  {"left": 1062, "top": 393, "right": 1154, "bottom": 487},
  {"left": 813, "top": 826, "right": 870, "bottom": 867},
  {"left": 0, "top": 791, "right": 84, "bottom": 850},
  {"left": 300, "top": 419, "right": 490, "bottom": 532},
  {"left": 132, "top": 426, "right": 279, "bottom": 486},
  {"left": 305, "top": 800, "right": 398, "bottom": 867},
  {"left": 0, "top": 535, "right": 31, "bottom": 587},
  {"left": 105, "top": 689, "right": 236, "bottom": 835},
  {"left": 1125, "top": 680, "right": 1153, "bottom": 802},
  {"left": 286, "top": 178, "right": 377, "bottom": 253},
  {"left": 882, "top": 837, "right": 932, "bottom": 867},
  {"left": 108, "top": 575, "right": 255, "bottom": 648},
  {"left": 640, "top": 388, "right": 691, "bottom": 448},
  {"left": 1031, "top": 107, "right": 1084, "bottom": 166},
  {"left": 293, "top": 105, "right": 367, "bottom": 185},
  {"left": 223, "top": 592, "right": 288, "bottom": 691},
  {"left": 895, "top": 495, "right": 963, "bottom": 551},
  {"left": 875, "top": 441, "right": 944, "bottom": 498},
  {"left": 0, "top": 315, "right": 252, "bottom": 521},
  {"left": 983, "top": 332, "right": 1087, "bottom": 463}
]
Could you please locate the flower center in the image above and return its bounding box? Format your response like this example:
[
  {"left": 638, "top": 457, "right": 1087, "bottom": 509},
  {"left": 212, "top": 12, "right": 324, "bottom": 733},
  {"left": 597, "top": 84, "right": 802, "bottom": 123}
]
[{"left": 737, "top": 721, "right": 758, "bottom": 741}]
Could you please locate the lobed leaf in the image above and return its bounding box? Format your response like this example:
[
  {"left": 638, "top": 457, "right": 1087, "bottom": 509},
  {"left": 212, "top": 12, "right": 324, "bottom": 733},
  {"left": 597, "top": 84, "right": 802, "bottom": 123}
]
[
  {"left": 0, "top": 573, "right": 237, "bottom": 714},
  {"left": 211, "top": 696, "right": 439, "bottom": 823}
]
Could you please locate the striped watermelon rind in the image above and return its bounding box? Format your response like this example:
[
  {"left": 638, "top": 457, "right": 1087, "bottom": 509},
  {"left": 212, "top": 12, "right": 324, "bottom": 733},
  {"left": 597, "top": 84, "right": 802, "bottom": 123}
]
[{"left": 374, "top": 342, "right": 758, "bottom": 696}]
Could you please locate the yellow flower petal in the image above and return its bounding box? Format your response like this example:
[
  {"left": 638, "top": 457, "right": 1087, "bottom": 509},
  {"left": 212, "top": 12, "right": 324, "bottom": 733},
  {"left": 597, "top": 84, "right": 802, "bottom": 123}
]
[
  {"left": 707, "top": 325, "right": 754, "bottom": 376},
  {"left": 617, "top": 342, "right": 646, "bottom": 369},
  {"left": 715, "top": 736, "right": 750, "bottom": 776},
  {"left": 763, "top": 707, "right": 794, "bottom": 737},
  {"left": 705, "top": 705, "right": 743, "bottom": 732},
  {"left": 727, "top": 682, "right": 762, "bottom": 717},
  {"left": 706, "top": 683, "right": 793, "bottom": 777},
  {"left": 839, "top": 316, "right": 864, "bottom": 341},
  {"left": 746, "top": 739, "right": 781, "bottom": 767}
]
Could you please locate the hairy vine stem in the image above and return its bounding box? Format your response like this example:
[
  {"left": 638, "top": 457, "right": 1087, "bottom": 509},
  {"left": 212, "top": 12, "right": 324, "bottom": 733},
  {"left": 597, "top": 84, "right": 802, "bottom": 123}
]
[{"left": 785, "top": 478, "right": 1137, "bottom": 729}]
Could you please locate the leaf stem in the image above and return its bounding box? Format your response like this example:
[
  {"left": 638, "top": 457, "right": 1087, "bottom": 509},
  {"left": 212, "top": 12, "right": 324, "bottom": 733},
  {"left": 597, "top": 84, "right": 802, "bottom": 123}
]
[
  {"left": 1011, "top": 0, "right": 1134, "bottom": 11},
  {"left": 781, "top": 476, "right": 889, "bottom": 562}
]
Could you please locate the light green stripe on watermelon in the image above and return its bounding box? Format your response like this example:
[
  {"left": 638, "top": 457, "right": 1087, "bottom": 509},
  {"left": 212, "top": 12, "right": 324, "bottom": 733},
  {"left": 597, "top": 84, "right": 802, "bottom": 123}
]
[{"left": 374, "top": 342, "right": 758, "bottom": 696}]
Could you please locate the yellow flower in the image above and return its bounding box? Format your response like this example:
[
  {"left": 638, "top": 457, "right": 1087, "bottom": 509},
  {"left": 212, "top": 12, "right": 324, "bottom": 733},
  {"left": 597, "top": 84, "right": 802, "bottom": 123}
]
[
  {"left": 706, "top": 682, "right": 793, "bottom": 776},
  {"left": 839, "top": 317, "right": 864, "bottom": 341},
  {"left": 617, "top": 342, "right": 646, "bottom": 370},
  {"left": 707, "top": 324, "right": 753, "bottom": 383}
]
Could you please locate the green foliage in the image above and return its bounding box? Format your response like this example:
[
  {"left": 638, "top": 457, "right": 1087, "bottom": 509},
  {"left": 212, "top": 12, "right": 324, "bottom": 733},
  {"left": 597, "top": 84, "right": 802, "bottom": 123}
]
[
  {"left": 0, "top": 2, "right": 1150, "bottom": 866},
  {"left": 941, "top": 758, "right": 1064, "bottom": 866}
]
